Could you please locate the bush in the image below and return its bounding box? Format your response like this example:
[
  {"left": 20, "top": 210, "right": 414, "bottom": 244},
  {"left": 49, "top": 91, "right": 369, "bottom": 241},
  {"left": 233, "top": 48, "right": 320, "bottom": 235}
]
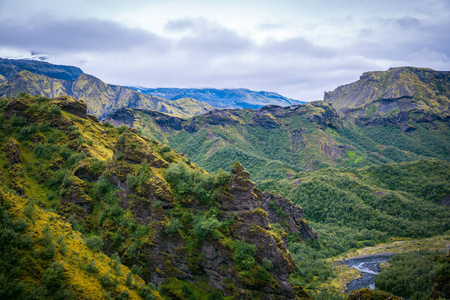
[
  {"left": 193, "top": 215, "right": 221, "bottom": 240},
  {"left": 42, "top": 262, "right": 65, "bottom": 292},
  {"left": 117, "top": 124, "right": 128, "bottom": 134},
  {"left": 99, "top": 273, "right": 117, "bottom": 288},
  {"left": 233, "top": 241, "right": 257, "bottom": 270},
  {"left": 139, "top": 284, "right": 156, "bottom": 300},
  {"left": 94, "top": 172, "right": 111, "bottom": 196},
  {"left": 84, "top": 235, "right": 104, "bottom": 252},
  {"left": 164, "top": 219, "right": 181, "bottom": 236},
  {"left": 103, "top": 121, "right": 114, "bottom": 128},
  {"left": 10, "top": 115, "right": 28, "bottom": 127},
  {"left": 262, "top": 258, "right": 273, "bottom": 271},
  {"left": 85, "top": 260, "right": 98, "bottom": 274},
  {"left": 126, "top": 272, "right": 133, "bottom": 287},
  {"left": 49, "top": 104, "right": 62, "bottom": 116}
]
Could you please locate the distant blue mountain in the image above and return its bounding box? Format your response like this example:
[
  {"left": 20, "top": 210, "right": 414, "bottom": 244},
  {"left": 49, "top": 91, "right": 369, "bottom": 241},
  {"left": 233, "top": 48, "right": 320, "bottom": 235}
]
[{"left": 130, "top": 87, "right": 305, "bottom": 109}]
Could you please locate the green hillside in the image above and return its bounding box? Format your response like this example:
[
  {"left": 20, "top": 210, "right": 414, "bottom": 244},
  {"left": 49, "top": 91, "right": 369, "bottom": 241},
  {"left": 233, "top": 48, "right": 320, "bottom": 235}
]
[
  {"left": 106, "top": 101, "right": 450, "bottom": 181},
  {"left": 0, "top": 94, "right": 317, "bottom": 299}
]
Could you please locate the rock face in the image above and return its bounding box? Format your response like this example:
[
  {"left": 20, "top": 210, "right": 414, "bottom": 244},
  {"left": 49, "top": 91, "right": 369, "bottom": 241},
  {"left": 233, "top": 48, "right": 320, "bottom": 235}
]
[
  {"left": 324, "top": 67, "right": 450, "bottom": 122},
  {"left": 105, "top": 136, "right": 316, "bottom": 299}
]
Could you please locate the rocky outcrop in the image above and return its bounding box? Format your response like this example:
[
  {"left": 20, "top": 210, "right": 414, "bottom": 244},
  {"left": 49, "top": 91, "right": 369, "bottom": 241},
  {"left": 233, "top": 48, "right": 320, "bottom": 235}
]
[
  {"left": 114, "top": 131, "right": 169, "bottom": 168},
  {"left": 261, "top": 192, "right": 318, "bottom": 240},
  {"left": 53, "top": 96, "right": 88, "bottom": 119},
  {"left": 4, "top": 138, "right": 22, "bottom": 165}
]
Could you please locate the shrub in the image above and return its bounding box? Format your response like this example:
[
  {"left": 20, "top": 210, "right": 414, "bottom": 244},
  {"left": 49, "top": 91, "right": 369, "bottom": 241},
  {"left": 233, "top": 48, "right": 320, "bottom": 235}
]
[
  {"left": 117, "top": 124, "right": 128, "bottom": 134},
  {"left": 84, "top": 235, "right": 104, "bottom": 252},
  {"left": 99, "top": 273, "right": 115, "bottom": 288},
  {"left": 193, "top": 215, "right": 221, "bottom": 240},
  {"left": 262, "top": 258, "right": 273, "bottom": 271},
  {"left": 139, "top": 284, "right": 156, "bottom": 300},
  {"left": 49, "top": 104, "right": 62, "bottom": 116},
  {"left": 131, "top": 264, "right": 142, "bottom": 275},
  {"left": 10, "top": 115, "right": 28, "bottom": 127},
  {"left": 233, "top": 241, "right": 257, "bottom": 270},
  {"left": 23, "top": 199, "right": 35, "bottom": 220},
  {"left": 85, "top": 260, "right": 98, "bottom": 274},
  {"left": 103, "top": 121, "right": 114, "bottom": 127},
  {"left": 117, "top": 290, "right": 129, "bottom": 300},
  {"left": 17, "top": 125, "right": 37, "bottom": 141},
  {"left": 42, "top": 262, "right": 65, "bottom": 292},
  {"left": 164, "top": 219, "right": 181, "bottom": 236},
  {"left": 126, "top": 272, "right": 133, "bottom": 287},
  {"left": 94, "top": 172, "right": 111, "bottom": 196}
]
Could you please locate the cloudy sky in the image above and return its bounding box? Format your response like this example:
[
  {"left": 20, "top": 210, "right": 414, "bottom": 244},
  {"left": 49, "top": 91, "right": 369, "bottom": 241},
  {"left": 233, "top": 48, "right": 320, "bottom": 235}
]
[{"left": 0, "top": 0, "right": 449, "bottom": 100}]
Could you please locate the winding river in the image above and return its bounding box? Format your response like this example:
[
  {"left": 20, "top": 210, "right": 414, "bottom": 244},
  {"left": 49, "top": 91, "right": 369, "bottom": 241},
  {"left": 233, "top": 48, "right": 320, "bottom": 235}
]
[{"left": 343, "top": 254, "right": 396, "bottom": 293}]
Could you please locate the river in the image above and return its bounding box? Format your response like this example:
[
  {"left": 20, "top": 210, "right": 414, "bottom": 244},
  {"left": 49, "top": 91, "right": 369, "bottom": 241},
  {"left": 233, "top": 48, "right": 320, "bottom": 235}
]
[{"left": 343, "top": 254, "right": 396, "bottom": 293}]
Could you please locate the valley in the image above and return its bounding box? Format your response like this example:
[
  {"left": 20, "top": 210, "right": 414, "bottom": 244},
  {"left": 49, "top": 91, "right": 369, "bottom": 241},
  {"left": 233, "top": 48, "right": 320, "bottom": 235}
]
[{"left": 0, "top": 62, "right": 449, "bottom": 300}]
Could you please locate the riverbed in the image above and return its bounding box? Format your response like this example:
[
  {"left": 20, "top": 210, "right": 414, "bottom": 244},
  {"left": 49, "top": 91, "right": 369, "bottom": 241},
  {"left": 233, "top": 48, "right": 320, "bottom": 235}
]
[{"left": 343, "top": 254, "right": 396, "bottom": 293}]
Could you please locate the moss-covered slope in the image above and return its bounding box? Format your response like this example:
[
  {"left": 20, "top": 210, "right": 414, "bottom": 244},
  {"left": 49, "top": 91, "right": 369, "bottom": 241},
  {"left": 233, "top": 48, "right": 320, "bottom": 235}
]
[
  {"left": 105, "top": 100, "right": 450, "bottom": 181},
  {"left": 0, "top": 94, "right": 315, "bottom": 299}
]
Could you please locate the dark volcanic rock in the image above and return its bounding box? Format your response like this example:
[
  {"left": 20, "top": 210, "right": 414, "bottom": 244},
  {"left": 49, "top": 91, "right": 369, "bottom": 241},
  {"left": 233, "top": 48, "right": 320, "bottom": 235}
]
[
  {"left": 4, "top": 138, "right": 22, "bottom": 165},
  {"left": 54, "top": 96, "right": 88, "bottom": 119}
]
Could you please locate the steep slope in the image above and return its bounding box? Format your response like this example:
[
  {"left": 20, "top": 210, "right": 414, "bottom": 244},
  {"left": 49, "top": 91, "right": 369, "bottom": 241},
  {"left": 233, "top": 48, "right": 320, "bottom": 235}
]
[
  {"left": 324, "top": 67, "right": 450, "bottom": 121},
  {"left": 105, "top": 100, "right": 450, "bottom": 180},
  {"left": 132, "top": 87, "right": 305, "bottom": 109},
  {"left": 0, "top": 58, "right": 215, "bottom": 118},
  {"left": 0, "top": 94, "right": 316, "bottom": 299}
]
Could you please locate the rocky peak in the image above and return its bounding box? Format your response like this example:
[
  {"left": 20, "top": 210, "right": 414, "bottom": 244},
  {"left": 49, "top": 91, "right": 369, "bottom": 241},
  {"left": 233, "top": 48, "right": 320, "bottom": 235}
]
[{"left": 324, "top": 67, "right": 450, "bottom": 122}]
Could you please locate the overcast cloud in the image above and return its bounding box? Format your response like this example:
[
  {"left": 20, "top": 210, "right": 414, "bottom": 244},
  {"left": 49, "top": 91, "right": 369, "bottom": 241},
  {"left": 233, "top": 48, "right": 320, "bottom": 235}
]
[{"left": 0, "top": 0, "right": 449, "bottom": 100}]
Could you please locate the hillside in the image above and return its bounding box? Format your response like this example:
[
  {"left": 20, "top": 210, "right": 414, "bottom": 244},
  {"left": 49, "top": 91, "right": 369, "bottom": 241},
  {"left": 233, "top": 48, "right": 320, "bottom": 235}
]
[
  {"left": 105, "top": 100, "right": 450, "bottom": 181},
  {"left": 132, "top": 87, "right": 305, "bottom": 109},
  {"left": 0, "top": 94, "right": 317, "bottom": 299},
  {"left": 0, "top": 58, "right": 215, "bottom": 118},
  {"left": 324, "top": 67, "right": 450, "bottom": 121}
]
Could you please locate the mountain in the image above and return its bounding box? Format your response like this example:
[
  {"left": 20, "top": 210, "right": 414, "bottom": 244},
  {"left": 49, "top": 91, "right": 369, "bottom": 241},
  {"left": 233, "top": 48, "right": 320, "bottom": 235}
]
[
  {"left": 0, "top": 94, "right": 317, "bottom": 299},
  {"left": 0, "top": 58, "right": 215, "bottom": 118},
  {"left": 0, "top": 57, "right": 83, "bottom": 83},
  {"left": 105, "top": 99, "right": 450, "bottom": 181},
  {"left": 132, "top": 87, "right": 305, "bottom": 109},
  {"left": 105, "top": 67, "right": 450, "bottom": 296},
  {"left": 324, "top": 67, "right": 450, "bottom": 121}
]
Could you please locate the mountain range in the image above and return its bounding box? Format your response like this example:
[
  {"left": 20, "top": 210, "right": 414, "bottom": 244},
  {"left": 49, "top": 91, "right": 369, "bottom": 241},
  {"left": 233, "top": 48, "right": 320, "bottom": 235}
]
[
  {"left": 0, "top": 59, "right": 449, "bottom": 299},
  {"left": 0, "top": 58, "right": 304, "bottom": 118},
  {"left": 131, "top": 87, "right": 304, "bottom": 109}
]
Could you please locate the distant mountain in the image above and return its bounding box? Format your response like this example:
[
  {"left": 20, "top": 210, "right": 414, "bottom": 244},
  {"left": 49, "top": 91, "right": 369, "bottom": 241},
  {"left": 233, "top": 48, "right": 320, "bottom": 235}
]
[
  {"left": 324, "top": 67, "right": 450, "bottom": 121},
  {"left": 0, "top": 58, "right": 214, "bottom": 118},
  {"left": 131, "top": 87, "right": 305, "bottom": 109},
  {"left": 0, "top": 57, "right": 82, "bottom": 83},
  {"left": 106, "top": 67, "right": 450, "bottom": 180}
]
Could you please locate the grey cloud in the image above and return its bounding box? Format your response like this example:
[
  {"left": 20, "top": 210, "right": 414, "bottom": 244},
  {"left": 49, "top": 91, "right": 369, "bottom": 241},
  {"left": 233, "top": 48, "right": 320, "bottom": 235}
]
[
  {"left": 0, "top": 16, "right": 169, "bottom": 54},
  {"left": 394, "top": 17, "right": 421, "bottom": 29},
  {"left": 164, "top": 19, "right": 197, "bottom": 32},
  {"left": 262, "top": 36, "right": 335, "bottom": 57}
]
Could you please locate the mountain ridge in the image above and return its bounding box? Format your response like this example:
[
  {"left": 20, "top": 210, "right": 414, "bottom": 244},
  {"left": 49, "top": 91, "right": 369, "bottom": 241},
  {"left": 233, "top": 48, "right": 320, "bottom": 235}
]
[{"left": 324, "top": 66, "right": 450, "bottom": 121}]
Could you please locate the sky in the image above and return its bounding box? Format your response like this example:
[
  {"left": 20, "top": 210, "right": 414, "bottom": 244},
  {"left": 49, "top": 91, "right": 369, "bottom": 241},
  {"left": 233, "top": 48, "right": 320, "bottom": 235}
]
[{"left": 0, "top": 0, "right": 449, "bottom": 101}]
